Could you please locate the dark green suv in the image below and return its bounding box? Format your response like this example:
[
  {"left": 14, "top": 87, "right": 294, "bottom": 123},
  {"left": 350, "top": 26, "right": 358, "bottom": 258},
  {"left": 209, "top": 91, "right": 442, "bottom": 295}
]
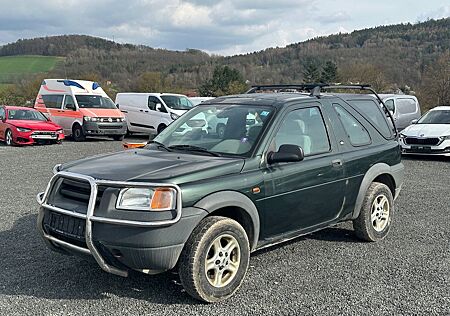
[{"left": 36, "top": 84, "right": 404, "bottom": 303}]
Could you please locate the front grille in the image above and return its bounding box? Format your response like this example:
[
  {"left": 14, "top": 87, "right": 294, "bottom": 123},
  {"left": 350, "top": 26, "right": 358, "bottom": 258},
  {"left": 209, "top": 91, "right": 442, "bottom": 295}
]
[
  {"left": 405, "top": 137, "right": 440, "bottom": 146},
  {"left": 51, "top": 178, "right": 105, "bottom": 214},
  {"left": 43, "top": 211, "right": 87, "bottom": 249},
  {"left": 99, "top": 125, "right": 123, "bottom": 130},
  {"left": 97, "top": 117, "right": 122, "bottom": 123}
]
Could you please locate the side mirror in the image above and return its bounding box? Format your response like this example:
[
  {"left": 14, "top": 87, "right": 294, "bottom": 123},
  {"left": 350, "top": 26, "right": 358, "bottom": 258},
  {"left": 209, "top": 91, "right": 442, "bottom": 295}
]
[
  {"left": 268, "top": 144, "right": 304, "bottom": 164},
  {"left": 66, "top": 104, "right": 76, "bottom": 110},
  {"left": 411, "top": 119, "right": 418, "bottom": 124},
  {"left": 156, "top": 103, "right": 163, "bottom": 112}
]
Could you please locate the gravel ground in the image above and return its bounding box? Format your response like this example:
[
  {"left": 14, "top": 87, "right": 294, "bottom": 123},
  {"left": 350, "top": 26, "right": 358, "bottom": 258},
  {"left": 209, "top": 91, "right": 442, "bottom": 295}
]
[{"left": 0, "top": 137, "right": 449, "bottom": 315}]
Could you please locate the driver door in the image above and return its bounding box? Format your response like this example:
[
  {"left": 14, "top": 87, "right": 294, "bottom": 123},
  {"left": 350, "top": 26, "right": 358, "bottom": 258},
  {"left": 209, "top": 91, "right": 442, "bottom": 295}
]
[{"left": 259, "top": 104, "right": 345, "bottom": 239}]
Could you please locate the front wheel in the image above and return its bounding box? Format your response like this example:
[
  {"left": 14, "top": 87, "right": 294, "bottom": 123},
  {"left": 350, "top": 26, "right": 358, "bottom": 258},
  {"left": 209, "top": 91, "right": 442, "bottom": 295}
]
[
  {"left": 353, "top": 182, "right": 394, "bottom": 242},
  {"left": 5, "top": 129, "right": 14, "bottom": 146},
  {"left": 72, "top": 124, "right": 86, "bottom": 142},
  {"left": 178, "top": 216, "right": 250, "bottom": 303}
]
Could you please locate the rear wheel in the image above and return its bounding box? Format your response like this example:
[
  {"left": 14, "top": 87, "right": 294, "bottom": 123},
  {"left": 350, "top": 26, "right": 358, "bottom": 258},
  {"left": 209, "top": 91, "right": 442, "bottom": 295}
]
[
  {"left": 5, "top": 129, "right": 14, "bottom": 146},
  {"left": 216, "top": 124, "right": 226, "bottom": 138},
  {"left": 178, "top": 216, "right": 250, "bottom": 303},
  {"left": 353, "top": 182, "right": 394, "bottom": 242},
  {"left": 72, "top": 124, "right": 86, "bottom": 142}
]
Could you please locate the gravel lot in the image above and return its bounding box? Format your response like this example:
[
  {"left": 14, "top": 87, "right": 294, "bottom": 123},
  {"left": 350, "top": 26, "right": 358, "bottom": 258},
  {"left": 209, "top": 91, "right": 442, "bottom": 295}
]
[{"left": 0, "top": 137, "right": 449, "bottom": 315}]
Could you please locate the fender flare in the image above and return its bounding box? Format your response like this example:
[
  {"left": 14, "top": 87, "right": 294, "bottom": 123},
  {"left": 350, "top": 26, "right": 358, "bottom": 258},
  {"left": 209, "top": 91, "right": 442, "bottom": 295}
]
[
  {"left": 194, "top": 191, "right": 260, "bottom": 251},
  {"left": 352, "top": 163, "right": 400, "bottom": 219}
]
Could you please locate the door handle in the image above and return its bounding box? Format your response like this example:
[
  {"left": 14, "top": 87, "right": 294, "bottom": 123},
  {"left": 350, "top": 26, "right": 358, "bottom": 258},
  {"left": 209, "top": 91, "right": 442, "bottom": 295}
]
[
  {"left": 331, "top": 159, "right": 343, "bottom": 167},
  {"left": 139, "top": 110, "right": 144, "bottom": 112},
  {"left": 144, "top": 110, "right": 149, "bottom": 113}
]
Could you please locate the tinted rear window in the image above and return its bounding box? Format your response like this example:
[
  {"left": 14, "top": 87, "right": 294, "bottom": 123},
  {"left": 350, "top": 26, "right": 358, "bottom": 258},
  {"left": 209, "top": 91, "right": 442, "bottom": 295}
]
[{"left": 346, "top": 99, "right": 392, "bottom": 138}]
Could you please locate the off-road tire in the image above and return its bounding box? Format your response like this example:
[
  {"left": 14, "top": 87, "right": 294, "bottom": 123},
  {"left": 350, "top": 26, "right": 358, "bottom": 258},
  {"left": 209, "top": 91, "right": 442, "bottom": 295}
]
[
  {"left": 353, "top": 182, "right": 394, "bottom": 242},
  {"left": 72, "top": 124, "right": 86, "bottom": 142},
  {"left": 178, "top": 216, "right": 250, "bottom": 303}
]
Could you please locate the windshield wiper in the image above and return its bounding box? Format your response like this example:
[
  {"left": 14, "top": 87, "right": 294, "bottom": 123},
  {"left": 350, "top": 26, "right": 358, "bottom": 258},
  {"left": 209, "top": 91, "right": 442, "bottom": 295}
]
[
  {"left": 149, "top": 140, "right": 172, "bottom": 152},
  {"left": 168, "top": 144, "right": 221, "bottom": 157}
]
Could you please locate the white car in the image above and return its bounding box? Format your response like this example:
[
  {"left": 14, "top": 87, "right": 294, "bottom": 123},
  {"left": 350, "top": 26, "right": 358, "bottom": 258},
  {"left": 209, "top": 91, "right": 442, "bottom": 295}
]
[{"left": 399, "top": 106, "right": 450, "bottom": 156}]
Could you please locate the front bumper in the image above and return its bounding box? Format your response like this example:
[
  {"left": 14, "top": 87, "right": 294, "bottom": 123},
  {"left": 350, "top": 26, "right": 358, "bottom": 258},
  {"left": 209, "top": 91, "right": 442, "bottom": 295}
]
[
  {"left": 36, "top": 171, "right": 206, "bottom": 276},
  {"left": 83, "top": 121, "right": 127, "bottom": 136},
  {"left": 399, "top": 138, "right": 450, "bottom": 156},
  {"left": 14, "top": 130, "right": 64, "bottom": 145}
]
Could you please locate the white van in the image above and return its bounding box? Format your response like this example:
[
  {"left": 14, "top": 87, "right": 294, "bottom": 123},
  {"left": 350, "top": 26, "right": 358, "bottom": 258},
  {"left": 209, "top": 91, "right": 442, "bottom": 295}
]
[
  {"left": 379, "top": 94, "right": 421, "bottom": 131},
  {"left": 115, "top": 93, "right": 194, "bottom": 134}
]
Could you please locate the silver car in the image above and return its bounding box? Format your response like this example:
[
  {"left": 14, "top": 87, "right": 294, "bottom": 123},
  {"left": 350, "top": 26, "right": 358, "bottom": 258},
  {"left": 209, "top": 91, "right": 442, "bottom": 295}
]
[
  {"left": 380, "top": 94, "right": 421, "bottom": 131},
  {"left": 399, "top": 106, "right": 450, "bottom": 156}
]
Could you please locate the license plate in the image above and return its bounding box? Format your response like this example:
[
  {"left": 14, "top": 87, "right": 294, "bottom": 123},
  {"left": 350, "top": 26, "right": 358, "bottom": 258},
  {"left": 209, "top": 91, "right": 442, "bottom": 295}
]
[
  {"left": 32, "top": 135, "right": 56, "bottom": 139},
  {"left": 412, "top": 146, "right": 431, "bottom": 152}
]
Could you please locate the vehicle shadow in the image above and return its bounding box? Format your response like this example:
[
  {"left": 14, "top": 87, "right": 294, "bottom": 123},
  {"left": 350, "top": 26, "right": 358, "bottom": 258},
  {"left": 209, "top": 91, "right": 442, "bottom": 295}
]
[
  {"left": 252, "top": 226, "right": 359, "bottom": 257},
  {"left": 0, "top": 214, "right": 199, "bottom": 304},
  {"left": 402, "top": 155, "right": 449, "bottom": 162}
]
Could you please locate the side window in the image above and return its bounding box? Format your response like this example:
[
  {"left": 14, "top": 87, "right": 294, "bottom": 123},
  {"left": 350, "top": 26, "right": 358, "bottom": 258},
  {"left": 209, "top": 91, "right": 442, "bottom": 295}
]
[
  {"left": 63, "top": 95, "right": 75, "bottom": 109},
  {"left": 274, "top": 106, "right": 330, "bottom": 156},
  {"left": 42, "top": 95, "right": 64, "bottom": 109},
  {"left": 333, "top": 104, "right": 371, "bottom": 146},
  {"left": 148, "top": 96, "right": 160, "bottom": 111},
  {"left": 346, "top": 99, "right": 392, "bottom": 138},
  {"left": 397, "top": 98, "right": 416, "bottom": 114},
  {"left": 0, "top": 107, "right": 5, "bottom": 119},
  {"left": 384, "top": 99, "right": 395, "bottom": 113}
]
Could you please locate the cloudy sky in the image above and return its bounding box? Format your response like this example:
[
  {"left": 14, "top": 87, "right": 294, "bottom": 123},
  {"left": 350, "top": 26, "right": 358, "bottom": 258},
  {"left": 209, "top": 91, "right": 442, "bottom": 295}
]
[{"left": 0, "top": 0, "right": 448, "bottom": 55}]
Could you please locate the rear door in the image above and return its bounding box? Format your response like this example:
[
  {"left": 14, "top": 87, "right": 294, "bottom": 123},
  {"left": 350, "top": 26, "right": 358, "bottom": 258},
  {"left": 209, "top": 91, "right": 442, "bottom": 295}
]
[
  {"left": 259, "top": 102, "right": 345, "bottom": 238},
  {"left": 396, "top": 98, "right": 419, "bottom": 130}
]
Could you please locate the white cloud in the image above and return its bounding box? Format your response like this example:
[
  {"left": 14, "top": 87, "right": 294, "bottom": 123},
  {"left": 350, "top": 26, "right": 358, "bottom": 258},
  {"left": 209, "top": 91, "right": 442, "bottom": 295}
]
[{"left": 0, "top": 0, "right": 448, "bottom": 55}]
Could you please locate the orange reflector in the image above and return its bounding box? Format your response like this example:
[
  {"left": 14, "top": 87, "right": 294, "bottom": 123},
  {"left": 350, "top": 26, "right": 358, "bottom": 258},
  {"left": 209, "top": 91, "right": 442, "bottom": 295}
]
[
  {"left": 151, "top": 188, "right": 175, "bottom": 210},
  {"left": 252, "top": 187, "right": 261, "bottom": 194},
  {"left": 123, "top": 142, "right": 147, "bottom": 149}
]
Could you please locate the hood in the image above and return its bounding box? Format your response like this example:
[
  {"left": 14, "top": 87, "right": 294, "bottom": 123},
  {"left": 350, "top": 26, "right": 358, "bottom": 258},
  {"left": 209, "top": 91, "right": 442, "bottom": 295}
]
[
  {"left": 402, "top": 124, "right": 450, "bottom": 138},
  {"left": 60, "top": 149, "right": 244, "bottom": 184},
  {"left": 8, "top": 120, "right": 61, "bottom": 131},
  {"left": 79, "top": 108, "right": 124, "bottom": 118}
]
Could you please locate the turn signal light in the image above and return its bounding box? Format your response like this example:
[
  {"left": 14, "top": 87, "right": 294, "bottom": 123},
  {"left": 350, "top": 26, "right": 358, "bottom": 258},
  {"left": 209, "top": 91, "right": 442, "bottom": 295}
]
[{"left": 151, "top": 188, "right": 176, "bottom": 210}]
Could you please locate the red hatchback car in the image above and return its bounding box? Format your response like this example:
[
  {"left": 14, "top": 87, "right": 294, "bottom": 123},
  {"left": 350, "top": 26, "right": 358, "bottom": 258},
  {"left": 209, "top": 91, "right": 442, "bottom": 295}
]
[{"left": 0, "top": 106, "right": 65, "bottom": 146}]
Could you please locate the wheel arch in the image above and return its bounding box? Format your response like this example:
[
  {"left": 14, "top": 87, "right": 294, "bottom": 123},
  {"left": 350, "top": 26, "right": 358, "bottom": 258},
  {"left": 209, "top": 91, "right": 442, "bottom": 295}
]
[
  {"left": 352, "top": 163, "right": 401, "bottom": 219},
  {"left": 194, "top": 191, "right": 260, "bottom": 251}
]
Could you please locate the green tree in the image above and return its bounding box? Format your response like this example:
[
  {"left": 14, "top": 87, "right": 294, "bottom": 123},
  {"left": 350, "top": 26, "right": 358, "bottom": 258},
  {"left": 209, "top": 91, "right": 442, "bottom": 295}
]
[
  {"left": 302, "top": 59, "right": 321, "bottom": 83},
  {"left": 137, "top": 72, "right": 164, "bottom": 92},
  {"left": 199, "top": 66, "right": 247, "bottom": 97},
  {"left": 320, "top": 61, "right": 339, "bottom": 83}
]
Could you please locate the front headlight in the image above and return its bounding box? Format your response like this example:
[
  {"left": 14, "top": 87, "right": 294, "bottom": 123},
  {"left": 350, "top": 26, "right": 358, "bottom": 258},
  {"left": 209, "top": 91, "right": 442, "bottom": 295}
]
[
  {"left": 16, "top": 127, "right": 31, "bottom": 132},
  {"left": 443, "top": 135, "right": 450, "bottom": 140},
  {"left": 56, "top": 129, "right": 63, "bottom": 133},
  {"left": 170, "top": 112, "right": 179, "bottom": 120},
  {"left": 84, "top": 116, "right": 91, "bottom": 122},
  {"left": 116, "top": 187, "right": 176, "bottom": 211}
]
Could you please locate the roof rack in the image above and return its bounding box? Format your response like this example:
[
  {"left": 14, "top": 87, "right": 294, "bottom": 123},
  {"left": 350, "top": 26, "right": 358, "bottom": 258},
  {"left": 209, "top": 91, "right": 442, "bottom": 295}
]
[{"left": 247, "top": 83, "right": 397, "bottom": 136}]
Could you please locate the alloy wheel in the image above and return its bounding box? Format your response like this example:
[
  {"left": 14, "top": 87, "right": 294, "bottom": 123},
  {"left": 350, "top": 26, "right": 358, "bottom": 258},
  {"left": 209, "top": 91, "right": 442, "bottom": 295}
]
[
  {"left": 371, "top": 194, "right": 390, "bottom": 232},
  {"left": 205, "top": 234, "right": 241, "bottom": 288}
]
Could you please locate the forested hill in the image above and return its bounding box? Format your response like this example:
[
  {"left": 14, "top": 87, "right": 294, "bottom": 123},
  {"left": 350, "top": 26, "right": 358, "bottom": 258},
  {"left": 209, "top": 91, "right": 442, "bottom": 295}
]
[{"left": 0, "top": 18, "right": 449, "bottom": 107}]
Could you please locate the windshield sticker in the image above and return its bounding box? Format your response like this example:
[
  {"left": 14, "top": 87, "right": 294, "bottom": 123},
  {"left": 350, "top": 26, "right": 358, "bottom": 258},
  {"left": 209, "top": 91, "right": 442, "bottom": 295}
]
[{"left": 260, "top": 111, "right": 269, "bottom": 116}]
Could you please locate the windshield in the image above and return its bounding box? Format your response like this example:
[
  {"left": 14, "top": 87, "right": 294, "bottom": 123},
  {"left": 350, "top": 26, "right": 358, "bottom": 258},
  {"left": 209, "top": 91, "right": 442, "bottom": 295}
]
[
  {"left": 75, "top": 95, "right": 117, "bottom": 109},
  {"left": 418, "top": 110, "right": 450, "bottom": 124},
  {"left": 150, "top": 104, "right": 274, "bottom": 156},
  {"left": 161, "top": 95, "right": 194, "bottom": 111},
  {"left": 8, "top": 109, "right": 47, "bottom": 121}
]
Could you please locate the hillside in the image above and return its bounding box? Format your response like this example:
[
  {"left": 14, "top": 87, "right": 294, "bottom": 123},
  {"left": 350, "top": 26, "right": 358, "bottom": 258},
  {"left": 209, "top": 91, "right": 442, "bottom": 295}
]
[
  {"left": 0, "top": 55, "right": 62, "bottom": 83},
  {"left": 0, "top": 18, "right": 449, "bottom": 107}
]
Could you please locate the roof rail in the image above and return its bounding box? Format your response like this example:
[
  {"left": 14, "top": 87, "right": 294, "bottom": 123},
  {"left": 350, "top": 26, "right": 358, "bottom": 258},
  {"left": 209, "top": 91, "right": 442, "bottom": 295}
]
[{"left": 247, "top": 83, "right": 397, "bottom": 137}]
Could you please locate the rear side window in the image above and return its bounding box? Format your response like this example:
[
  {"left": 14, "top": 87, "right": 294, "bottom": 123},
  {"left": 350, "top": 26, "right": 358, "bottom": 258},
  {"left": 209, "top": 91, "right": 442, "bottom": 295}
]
[
  {"left": 0, "top": 107, "right": 5, "bottom": 119},
  {"left": 397, "top": 98, "right": 416, "bottom": 114},
  {"left": 42, "top": 95, "right": 64, "bottom": 109},
  {"left": 346, "top": 99, "right": 392, "bottom": 138},
  {"left": 333, "top": 104, "right": 371, "bottom": 146}
]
